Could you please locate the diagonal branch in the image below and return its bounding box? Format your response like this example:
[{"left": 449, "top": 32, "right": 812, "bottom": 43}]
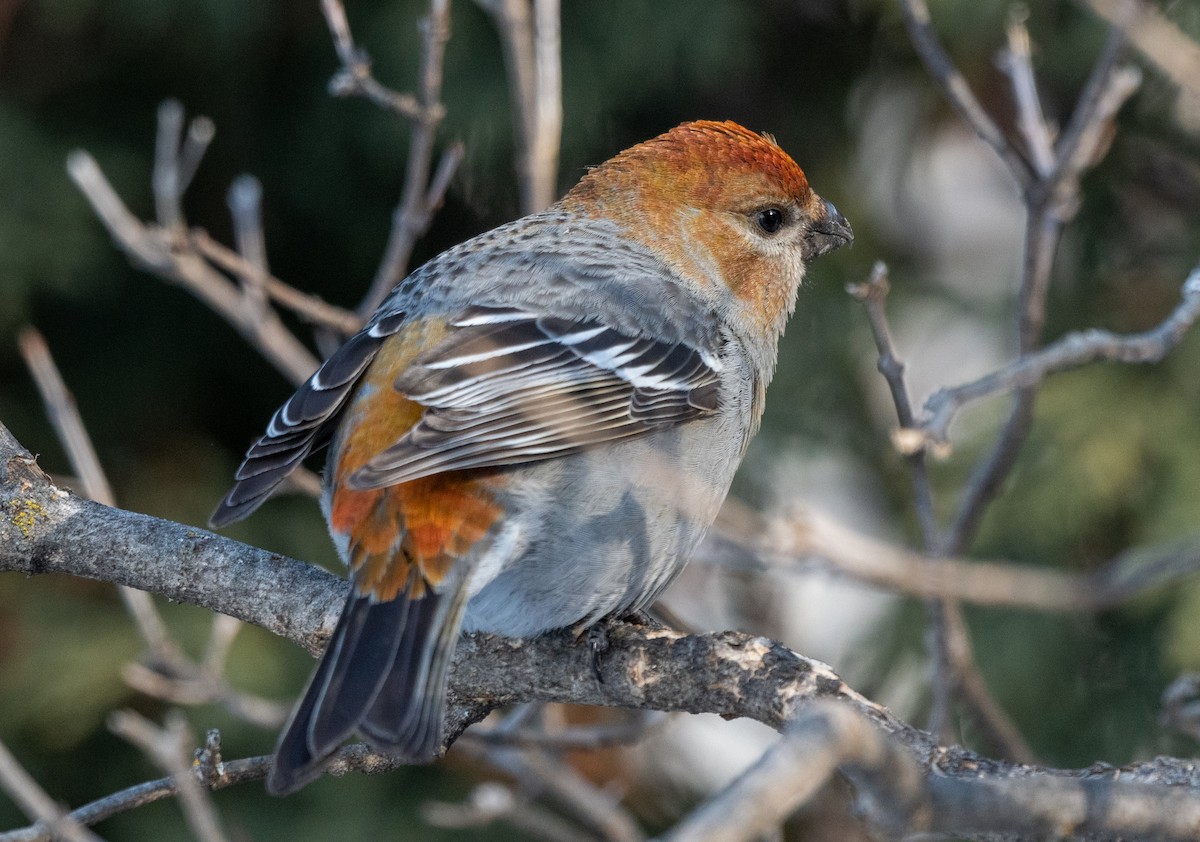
[
  {"left": 0, "top": 738, "right": 103, "bottom": 842},
  {"left": 1081, "top": 0, "right": 1200, "bottom": 103},
  {"left": 320, "top": 0, "right": 465, "bottom": 318},
  {"left": 17, "top": 327, "right": 176, "bottom": 661},
  {"left": 7, "top": 420, "right": 1200, "bottom": 839},
  {"left": 897, "top": 0, "right": 1035, "bottom": 189},
  {"left": 67, "top": 147, "right": 319, "bottom": 387},
  {"left": 189, "top": 231, "right": 361, "bottom": 335},
  {"left": 108, "top": 711, "right": 229, "bottom": 842},
  {"left": 705, "top": 501, "right": 1200, "bottom": 613},
  {"left": 912, "top": 264, "right": 1200, "bottom": 448}
]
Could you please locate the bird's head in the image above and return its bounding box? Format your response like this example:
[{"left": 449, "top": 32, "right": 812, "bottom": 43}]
[{"left": 560, "top": 120, "right": 852, "bottom": 338}]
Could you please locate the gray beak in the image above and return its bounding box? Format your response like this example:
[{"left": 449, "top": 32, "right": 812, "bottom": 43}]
[{"left": 801, "top": 199, "right": 853, "bottom": 263}]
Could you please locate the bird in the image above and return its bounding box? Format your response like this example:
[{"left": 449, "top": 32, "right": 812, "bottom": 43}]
[{"left": 211, "top": 119, "right": 852, "bottom": 795}]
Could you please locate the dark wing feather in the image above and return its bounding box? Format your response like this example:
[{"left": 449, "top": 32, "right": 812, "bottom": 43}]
[
  {"left": 210, "top": 326, "right": 392, "bottom": 527},
  {"left": 348, "top": 305, "right": 722, "bottom": 490}
]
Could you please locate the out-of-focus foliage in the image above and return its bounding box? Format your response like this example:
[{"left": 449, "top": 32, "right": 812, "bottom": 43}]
[{"left": 1, "top": 0, "right": 1199, "bottom": 838}]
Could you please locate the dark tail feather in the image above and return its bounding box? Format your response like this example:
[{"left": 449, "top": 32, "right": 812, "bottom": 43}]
[
  {"left": 266, "top": 583, "right": 471, "bottom": 796},
  {"left": 359, "top": 584, "right": 469, "bottom": 757},
  {"left": 267, "top": 593, "right": 411, "bottom": 796}
]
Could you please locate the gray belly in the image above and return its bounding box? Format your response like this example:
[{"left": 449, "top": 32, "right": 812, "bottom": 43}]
[{"left": 460, "top": 412, "right": 744, "bottom": 637}]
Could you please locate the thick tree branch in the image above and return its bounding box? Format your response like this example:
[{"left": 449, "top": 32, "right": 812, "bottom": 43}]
[
  {"left": 0, "top": 424, "right": 342, "bottom": 656},
  {"left": 0, "top": 419, "right": 896, "bottom": 729},
  {"left": 6, "top": 419, "right": 1200, "bottom": 838}
]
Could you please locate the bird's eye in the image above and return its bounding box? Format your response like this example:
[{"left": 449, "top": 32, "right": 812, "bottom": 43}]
[{"left": 754, "top": 208, "right": 785, "bottom": 234}]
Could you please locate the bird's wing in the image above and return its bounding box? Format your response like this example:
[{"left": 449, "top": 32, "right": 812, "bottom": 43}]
[
  {"left": 208, "top": 312, "right": 409, "bottom": 527},
  {"left": 346, "top": 304, "right": 722, "bottom": 489}
]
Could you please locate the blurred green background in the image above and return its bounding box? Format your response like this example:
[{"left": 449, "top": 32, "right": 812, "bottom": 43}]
[{"left": 2, "top": 0, "right": 1200, "bottom": 838}]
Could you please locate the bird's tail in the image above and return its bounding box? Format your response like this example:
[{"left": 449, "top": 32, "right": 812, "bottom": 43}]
[{"left": 266, "top": 582, "right": 468, "bottom": 796}]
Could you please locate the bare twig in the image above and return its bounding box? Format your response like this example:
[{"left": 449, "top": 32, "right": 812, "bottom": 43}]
[
  {"left": 0, "top": 738, "right": 104, "bottom": 842},
  {"left": 846, "top": 263, "right": 941, "bottom": 538},
  {"left": 0, "top": 756, "right": 265, "bottom": 842},
  {"left": 909, "top": 264, "right": 1200, "bottom": 448},
  {"left": 1045, "top": 35, "right": 1136, "bottom": 213},
  {"left": 478, "top": 0, "right": 563, "bottom": 214},
  {"left": 1000, "top": 9, "right": 1056, "bottom": 179},
  {"left": 152, "top": 100, "right": 213, "bottom": 242},
  {"left": 846, "top": 263, "right": 958, "bottom": 745},
  {"left": 16, "top": 330, "right": 116, "bottom": 507},
  {"left": 1081, "top": 0, "right": 1200, "bottom": 101},
  {"left": 423, "top": 782, "right": 594, "bottom": 842},
  {"left": 465, "top": 710, "right": 666, "bottom": 751},
  {"left": 8, "top": 721, "right": 1200, "bottom": 842},
  {"left": 0, "top": 743, "right": 429, "bottom": 842},
  {"left": 1162, "top": 674, "right": 1200, "bottom": 742},
  {"left": 662, "top": 701, "right": 1200, "bottom": 842},
  {"left": 944, "top": 211, "right": 1063, "bottom": 555},
  {"left": 189, "top": 231, "right": 361, "bottom": 335},
  {"left": 707, "top": 501, "right": 1200, "bottom": 613},
  {"left": 67, "top": 147, "right": 318, "bottom": 387},
  {"left": 531, "top": 0, "right": 562, "bottom": 208},
  {"left": 462, "top": 742, "right": 644, "bottom": 842},
  {"left": 121, "top": 659, "right": 288, "bottom": 731},
  {"left": 445, "top": 703, "right": 644, "bottom": 841},
  {"left": 939, "top": 604, "right": 1033, "bottom": 764},
  {"left": 947, "top": 34, "right": 1137, "bottom": 554},
  {"left": 660, "top": 703, "right": 921, "bottom": 842},
  {"left": 897, "top": 0, "right": 1035, "bottom": 188},
  {"left": 108, "top": 711, "right": 230, "bottom": 842},
  {"left": 226, "top": 174, "right": 270, "bottom": 318},
  {"left": 18, "top": 327, "right": 290, "bottom": 732},
  {"left": 321, "top": 0, "right": 424, "bottom": 119},
  {"left": 364, "top": 139, "right": 464, "bottom": 318},
  {"left": 0, "top": 745, "right": 420, "bottom": 842},
  {"left": 322, "top": 0, "right": 464, "bottom": 318}
]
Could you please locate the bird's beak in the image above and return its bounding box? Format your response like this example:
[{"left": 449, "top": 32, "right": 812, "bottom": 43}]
[{"left": 801, "top": 199, "right": 853, "bottom": 263}]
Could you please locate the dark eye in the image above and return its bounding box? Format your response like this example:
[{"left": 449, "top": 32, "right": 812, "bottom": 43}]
[{"left": 754, "top": 207, "right": 785, "bottom": 234}]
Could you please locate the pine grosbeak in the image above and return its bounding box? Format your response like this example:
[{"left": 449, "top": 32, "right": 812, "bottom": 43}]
[{"left": 211, "top": 119, "right": 852, "bottom": 794}]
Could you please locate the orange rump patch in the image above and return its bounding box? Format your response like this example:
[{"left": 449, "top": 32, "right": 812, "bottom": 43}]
[
  {"left": 336, "top": 474, "right": 504, "bottom": 602},
  {"left": 328, "top": 317, "right": 504, "bottom": 603}
]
